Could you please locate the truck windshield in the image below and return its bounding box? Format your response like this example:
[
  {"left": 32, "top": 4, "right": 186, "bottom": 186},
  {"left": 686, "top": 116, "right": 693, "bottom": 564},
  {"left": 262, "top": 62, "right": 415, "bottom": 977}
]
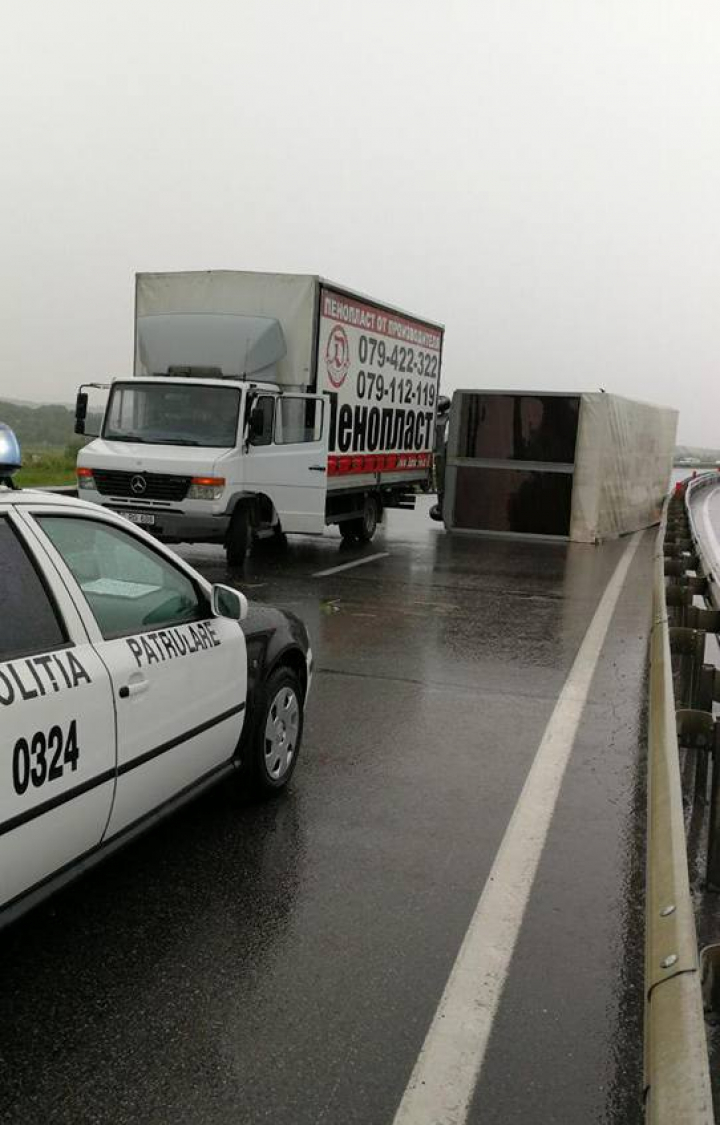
[{"left": 103, "top": 383, "right": 241, "bottom": 448}]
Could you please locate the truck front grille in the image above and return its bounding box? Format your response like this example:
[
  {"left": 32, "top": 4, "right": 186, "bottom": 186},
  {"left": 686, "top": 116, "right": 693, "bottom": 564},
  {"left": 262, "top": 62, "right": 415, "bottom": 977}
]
[{"left": 92, "top": 470, "right": 191, "bottom": 502}]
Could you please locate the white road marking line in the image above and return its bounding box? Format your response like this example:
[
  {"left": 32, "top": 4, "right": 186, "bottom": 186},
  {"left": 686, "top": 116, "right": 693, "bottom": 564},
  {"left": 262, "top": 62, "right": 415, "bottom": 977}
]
[
  {"left": 392, "top": 531, "right": 643, "bottom": 1125},
  {"left": 313, "top": 552, "right": 389, "bottom": 578}
]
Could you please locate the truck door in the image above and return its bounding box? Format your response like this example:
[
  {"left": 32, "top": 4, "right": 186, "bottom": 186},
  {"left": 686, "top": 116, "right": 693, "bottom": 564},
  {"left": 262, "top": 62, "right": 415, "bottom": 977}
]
[
  {"left": 0, "top": 512, "right": 116, "bottom": 913},
  {"left": 245, "top": 394, "right": 327, "bottom": 534}
]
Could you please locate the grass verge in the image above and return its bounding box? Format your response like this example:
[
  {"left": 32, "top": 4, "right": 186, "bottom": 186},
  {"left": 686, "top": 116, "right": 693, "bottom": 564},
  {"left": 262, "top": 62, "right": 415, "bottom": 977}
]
[{"left": 14, "top": 446, "right": 78, "bottom": 489}]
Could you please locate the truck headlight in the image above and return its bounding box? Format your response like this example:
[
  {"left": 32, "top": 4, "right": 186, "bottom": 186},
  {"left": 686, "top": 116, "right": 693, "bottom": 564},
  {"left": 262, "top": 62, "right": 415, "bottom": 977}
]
[
  {"left": 188, "top": 476, "right": 225, "bottom": 501},
  {"left": 77, "top": 467, "right": 96, "bottom": 490}
]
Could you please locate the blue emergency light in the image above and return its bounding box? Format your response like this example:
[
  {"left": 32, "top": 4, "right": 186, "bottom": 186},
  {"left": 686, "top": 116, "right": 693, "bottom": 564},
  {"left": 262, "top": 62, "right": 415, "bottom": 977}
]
[{"left": 0, "top": 424, "right": 21, "bottom": 487}]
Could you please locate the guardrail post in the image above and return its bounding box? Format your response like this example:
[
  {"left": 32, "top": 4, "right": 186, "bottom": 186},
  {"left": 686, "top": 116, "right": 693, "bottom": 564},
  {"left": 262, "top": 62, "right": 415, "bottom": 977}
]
[
  {"left": 669, "top": 628, "right": 707, "bottom": 710},
  {"left": 701, "top": 943, "right": 720, "bottom": 1018},
  {"left": 676, "top": 710, "right": 715, "bottom": 806},
  {"left": 705, "top": 722, "right": 720, "bottom": 889}
]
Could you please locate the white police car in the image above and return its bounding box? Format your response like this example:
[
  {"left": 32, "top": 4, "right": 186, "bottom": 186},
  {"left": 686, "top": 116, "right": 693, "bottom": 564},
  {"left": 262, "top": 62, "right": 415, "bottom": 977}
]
[{"left": 0, "top": 425, "right": 311, "bottom": 927}]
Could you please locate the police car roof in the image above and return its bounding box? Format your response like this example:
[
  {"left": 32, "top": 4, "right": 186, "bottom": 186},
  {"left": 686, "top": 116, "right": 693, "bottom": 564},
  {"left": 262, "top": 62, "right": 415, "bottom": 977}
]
[{"left": 0, "top": 489, "right": 98, "bottom": 511}]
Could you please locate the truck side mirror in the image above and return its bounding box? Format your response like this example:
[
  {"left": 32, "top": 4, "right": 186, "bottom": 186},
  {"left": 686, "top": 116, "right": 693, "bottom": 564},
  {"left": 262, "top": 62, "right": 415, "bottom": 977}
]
[
  {"left": 75, "top": 391, "right": 88, "bottom": 435},
  {"left": 248, "top": 405, "right": 271, "bottom": 446}
]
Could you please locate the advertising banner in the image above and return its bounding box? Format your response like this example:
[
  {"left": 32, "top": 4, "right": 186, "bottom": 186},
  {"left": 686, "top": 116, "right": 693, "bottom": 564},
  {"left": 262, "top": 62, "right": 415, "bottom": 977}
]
[{"left": 317, "top": 285, "right": 443, "bottom": 477}]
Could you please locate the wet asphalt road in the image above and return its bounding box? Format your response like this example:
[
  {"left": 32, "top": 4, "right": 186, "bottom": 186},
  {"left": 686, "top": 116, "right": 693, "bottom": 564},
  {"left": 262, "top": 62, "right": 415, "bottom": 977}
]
[{"left": 0, "top": 501, "right": 651, "bottom": 1124}]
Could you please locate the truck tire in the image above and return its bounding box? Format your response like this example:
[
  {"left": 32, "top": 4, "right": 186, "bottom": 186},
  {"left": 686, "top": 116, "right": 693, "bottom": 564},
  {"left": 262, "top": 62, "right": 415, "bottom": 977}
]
[
  {"left": 340, "top": 521, "right": 359, "bottom": 543},
  {"left": 243, "top": 666, "right": 304, "bottom": 796},
  {"left": 356, "top": 495, "right": 380, "bottom": 542},
  {"left": 340, "top": 495, "right": 380, "bottom": 543},
  {"left": 226, "top": 507, "right": 250, "bottom": 566},
  {"left": 272, "top": 523, "right": 288, "bottom": 549}
]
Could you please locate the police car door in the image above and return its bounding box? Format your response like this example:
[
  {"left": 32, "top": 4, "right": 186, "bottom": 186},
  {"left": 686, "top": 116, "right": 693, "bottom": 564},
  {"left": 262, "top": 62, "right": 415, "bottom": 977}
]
[
  {"left": 22, "top": 508, "right": 247, "bottom": 839},
  {"left": 0, "top": 511, "right": 116, "bottom": 914}
]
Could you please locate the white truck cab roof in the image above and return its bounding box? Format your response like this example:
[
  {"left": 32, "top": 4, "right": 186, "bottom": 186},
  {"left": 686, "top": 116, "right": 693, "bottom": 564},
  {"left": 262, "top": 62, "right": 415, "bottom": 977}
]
[{"left": 109, "top": 375, "right": 280, "bottom": 393}]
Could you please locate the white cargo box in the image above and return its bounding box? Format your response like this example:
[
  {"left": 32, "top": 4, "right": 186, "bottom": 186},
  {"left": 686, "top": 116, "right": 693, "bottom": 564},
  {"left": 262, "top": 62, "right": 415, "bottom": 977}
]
[
  {"left": 135, "top": 272, "right": 318, "bottom": 388},
  {"left": 134, "top": 270, "right": 444, "bottom": 490},
  {"left": 443, "top": 390, "right": 678, "bottom": 543}
]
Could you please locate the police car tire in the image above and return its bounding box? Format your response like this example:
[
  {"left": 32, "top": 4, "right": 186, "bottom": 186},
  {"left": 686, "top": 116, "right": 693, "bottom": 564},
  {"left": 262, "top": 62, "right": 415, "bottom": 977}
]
[
  {"left": 246, "top": 666, "right": 304, "bottom": 796},
  {"left": 226, "top": 508, "right": 250, "bottom": 565}
]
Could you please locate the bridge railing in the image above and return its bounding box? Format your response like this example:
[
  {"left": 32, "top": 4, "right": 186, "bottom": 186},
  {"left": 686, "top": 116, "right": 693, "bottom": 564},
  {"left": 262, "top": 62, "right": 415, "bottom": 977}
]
[
  {"left": 686, "top": 471, "right": 720, "bottom": 612},
  {"left": 644, "top": 484, "right": 715, "bottom": 1123}
]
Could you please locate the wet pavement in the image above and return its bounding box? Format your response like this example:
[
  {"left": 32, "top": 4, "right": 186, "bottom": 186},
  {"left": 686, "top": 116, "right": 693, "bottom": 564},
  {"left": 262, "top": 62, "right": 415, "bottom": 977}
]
[{"left": 0, "top": 500, "right": 652, "bottom": 1124}]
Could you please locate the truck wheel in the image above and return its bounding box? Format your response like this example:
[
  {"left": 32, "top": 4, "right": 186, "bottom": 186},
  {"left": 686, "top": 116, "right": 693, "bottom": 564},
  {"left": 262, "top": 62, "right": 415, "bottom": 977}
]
[
  {"left": 340, "top": 522, "right": 359, "bottom": 543},
  {"left": 356, "top": 495, "right": 379, "bottom": 542},
  {"left": 340, "top": 496, "right": 380, "bottom": 543},
  {"left": 272, "top": 523, "right": 288, "bottom": 549},
  {"left": 226, "top": 507, "right": 250, "bottom": 566},
  {"left": 245, "top": 666, "right": 304, "bottom": 796}
]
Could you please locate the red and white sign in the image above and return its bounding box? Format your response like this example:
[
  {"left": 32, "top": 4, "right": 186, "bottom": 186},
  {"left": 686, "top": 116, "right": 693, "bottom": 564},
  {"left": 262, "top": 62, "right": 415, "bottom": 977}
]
[
  {"left": 316, "top": 285, "right": 443, "bottom": 474},
  {"left": 325, "top": 324, "right": 350, "bottom": 388}
]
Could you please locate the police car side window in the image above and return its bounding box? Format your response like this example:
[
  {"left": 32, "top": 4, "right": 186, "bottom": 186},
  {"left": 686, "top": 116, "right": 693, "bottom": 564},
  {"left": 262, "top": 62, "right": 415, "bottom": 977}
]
[
  {"left": 38, "top": 516, "right": 205, "bottom": 640},
  {"left": 0, "top": 518, "right": 67, "bottom": 660}
]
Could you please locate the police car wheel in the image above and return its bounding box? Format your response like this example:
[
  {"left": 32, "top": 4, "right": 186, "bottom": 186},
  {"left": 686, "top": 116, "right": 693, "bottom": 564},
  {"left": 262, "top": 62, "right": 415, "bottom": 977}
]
[{"left": 248, "top": 666, "right": 304, "bottom": 795}]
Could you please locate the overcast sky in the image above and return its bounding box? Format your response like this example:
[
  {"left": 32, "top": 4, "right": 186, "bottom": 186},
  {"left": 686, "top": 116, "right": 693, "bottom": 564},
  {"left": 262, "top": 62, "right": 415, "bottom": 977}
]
[{"left": 1, "top": 0, "right": 719, "bottom": 444}]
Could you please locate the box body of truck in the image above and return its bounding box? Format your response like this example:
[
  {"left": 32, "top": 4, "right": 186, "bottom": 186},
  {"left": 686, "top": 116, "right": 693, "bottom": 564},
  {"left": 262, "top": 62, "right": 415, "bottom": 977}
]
[
  {"left": 76, "top": 271, "right": 444, "bottom": 557},
  {"left": 441, "top": 389, "right": 677, "bottom": 541}
]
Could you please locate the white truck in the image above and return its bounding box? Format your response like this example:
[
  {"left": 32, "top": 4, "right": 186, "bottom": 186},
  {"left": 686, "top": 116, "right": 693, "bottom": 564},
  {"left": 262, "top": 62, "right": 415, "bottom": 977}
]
[{"left": 75, "top": 271, "right": 444, "bottom": 564}]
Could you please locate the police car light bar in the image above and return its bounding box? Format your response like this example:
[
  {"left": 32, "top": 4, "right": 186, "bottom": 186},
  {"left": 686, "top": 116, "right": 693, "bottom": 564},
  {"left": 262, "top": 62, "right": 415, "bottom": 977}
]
[{"left": 0, "top": 424, "right": 21, "bottom": 488}]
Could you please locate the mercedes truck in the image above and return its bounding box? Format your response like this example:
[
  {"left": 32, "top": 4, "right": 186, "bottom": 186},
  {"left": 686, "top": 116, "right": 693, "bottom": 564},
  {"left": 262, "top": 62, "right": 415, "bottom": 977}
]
[{"left": 75, "top": 271, "right": 444, "bottom": 564}]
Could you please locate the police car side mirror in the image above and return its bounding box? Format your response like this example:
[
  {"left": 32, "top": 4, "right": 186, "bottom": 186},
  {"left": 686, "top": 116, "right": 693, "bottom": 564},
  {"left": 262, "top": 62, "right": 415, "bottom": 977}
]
[{"left": 211, "top": 583, "right": 248, "bottom": 622}]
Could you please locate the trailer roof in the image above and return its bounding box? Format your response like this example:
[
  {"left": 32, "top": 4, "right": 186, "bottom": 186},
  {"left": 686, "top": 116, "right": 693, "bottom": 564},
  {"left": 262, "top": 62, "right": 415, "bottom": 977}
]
[{"left": 135, "top": 270, "right": 445, "bottom": 333}]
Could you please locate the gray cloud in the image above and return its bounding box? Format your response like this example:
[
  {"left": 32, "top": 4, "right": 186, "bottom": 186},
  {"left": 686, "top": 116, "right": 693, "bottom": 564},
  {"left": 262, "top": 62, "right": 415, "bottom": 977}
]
[{"left": 1, "top": 0, "right": 718, "bottom": 443}]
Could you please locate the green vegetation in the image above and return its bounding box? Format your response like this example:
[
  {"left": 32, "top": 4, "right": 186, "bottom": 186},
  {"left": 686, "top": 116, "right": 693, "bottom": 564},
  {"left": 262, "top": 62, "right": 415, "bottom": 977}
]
[
  {"left": 15, "top": 444, "right": 80, "bottom": 489},
  {"left": 0, "top": 399, "right": 79, "bottom": 447},
  {"left": 0, "top": 398, "right": 103, "bottom": 487}
]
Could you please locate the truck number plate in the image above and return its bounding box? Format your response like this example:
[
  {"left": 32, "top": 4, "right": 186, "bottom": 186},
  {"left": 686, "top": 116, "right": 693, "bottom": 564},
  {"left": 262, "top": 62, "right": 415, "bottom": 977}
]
[{"left": 125, "top": 512, "right": 155, "bottom": 526}]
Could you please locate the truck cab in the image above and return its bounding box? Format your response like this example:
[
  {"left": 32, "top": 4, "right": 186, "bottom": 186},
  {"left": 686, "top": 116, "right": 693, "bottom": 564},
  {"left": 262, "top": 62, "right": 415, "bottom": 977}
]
[{"left": 76, "top": 375, "right": 328, "bottom": 564}]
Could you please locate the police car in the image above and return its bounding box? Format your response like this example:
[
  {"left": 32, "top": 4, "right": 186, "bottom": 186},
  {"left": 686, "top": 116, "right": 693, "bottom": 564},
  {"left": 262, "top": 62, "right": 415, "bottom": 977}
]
[{"left": 0, "top": 425, "right": 311, "bottom": 927}]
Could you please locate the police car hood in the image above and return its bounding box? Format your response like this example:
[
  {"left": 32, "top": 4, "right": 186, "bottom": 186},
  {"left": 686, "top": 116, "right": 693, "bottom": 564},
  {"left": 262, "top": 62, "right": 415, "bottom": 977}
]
[
  {"left": 78, "top": 438, "right": 232, "bottom": 477},
  {"left": 240, "top": 603, "right": 310, "bottom": 699},
  {"left": 241, "top": 603, "right": 309, "bottom": 654}
]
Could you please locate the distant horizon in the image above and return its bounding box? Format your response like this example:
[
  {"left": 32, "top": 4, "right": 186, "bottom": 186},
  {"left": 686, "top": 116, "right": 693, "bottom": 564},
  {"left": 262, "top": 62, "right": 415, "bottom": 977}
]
[{"left": 1, "top": 392, "right": 717, "bottom": 458}]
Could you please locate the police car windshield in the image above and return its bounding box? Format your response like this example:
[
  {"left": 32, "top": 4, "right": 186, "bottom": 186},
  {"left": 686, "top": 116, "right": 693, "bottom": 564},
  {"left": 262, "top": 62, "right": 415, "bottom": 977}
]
[{"left": 103, "top": 382, "right": 241, "bottom": 448}]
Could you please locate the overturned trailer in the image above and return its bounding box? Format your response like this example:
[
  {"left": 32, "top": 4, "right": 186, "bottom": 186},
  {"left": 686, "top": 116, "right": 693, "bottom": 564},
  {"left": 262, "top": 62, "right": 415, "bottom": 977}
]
[{"left": 443, "top": 390, "right": 677, "bottom": 543}]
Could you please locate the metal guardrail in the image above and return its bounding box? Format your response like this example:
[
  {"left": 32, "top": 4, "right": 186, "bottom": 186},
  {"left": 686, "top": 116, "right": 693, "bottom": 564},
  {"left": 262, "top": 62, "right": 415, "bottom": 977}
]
[
  {"left": 687, "top": 472, "right": 720, "bottom": 613},
  {"left": 644, "top": 491, "right": 714, "bottom": 1123}
]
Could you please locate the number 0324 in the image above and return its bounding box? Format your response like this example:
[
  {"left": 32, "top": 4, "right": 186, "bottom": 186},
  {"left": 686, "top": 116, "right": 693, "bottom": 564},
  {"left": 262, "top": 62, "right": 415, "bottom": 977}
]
[{"left": 12, "top": 721, "right": 80, "bottom": 795}]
